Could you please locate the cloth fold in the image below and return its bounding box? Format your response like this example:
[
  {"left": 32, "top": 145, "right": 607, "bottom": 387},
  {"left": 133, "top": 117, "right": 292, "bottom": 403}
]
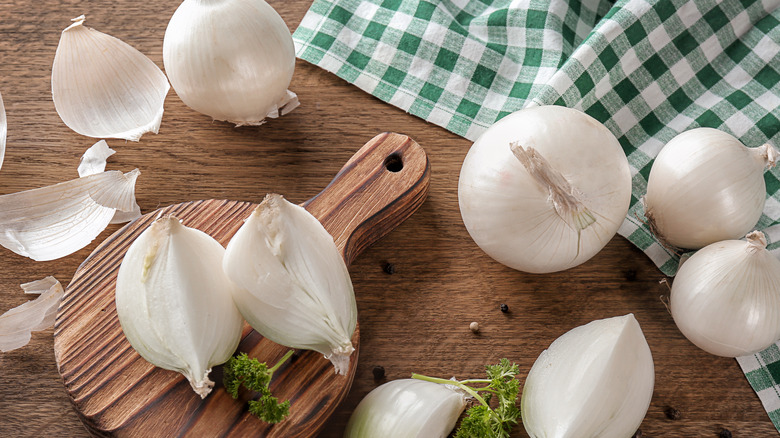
[{"left": 294, "top": 0, "right": 780, "bottom": 429}]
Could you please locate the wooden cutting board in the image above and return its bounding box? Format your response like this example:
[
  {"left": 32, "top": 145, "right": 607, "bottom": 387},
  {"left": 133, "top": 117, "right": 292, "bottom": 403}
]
[{"left": 53, "top": 132, "right": 430, "bottom": 437}]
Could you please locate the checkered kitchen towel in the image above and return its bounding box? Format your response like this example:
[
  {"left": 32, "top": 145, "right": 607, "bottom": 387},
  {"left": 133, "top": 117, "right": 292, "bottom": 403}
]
[{"left": 294, "top": 0, "right": 780, "bottom": 426}]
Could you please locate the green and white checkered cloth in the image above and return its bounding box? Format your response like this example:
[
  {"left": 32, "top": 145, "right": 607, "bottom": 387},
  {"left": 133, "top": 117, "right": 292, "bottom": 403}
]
[{"left": 293, "top": 0, "right": 780, "bottom": 428}]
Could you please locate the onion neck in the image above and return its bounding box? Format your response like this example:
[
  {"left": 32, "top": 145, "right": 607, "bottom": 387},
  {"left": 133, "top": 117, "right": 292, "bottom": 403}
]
[
  {"left": 64, "top": 15, "right": 86, "bottom": 32},
  {"left": 511, "top": 142, "right": 596, "bottom": 232},
  {"left": 746, "top": 230, "right": 768, "bottom": 252},
  {"left": 755, "top": 143, "right": 779, "bottom": 170}
]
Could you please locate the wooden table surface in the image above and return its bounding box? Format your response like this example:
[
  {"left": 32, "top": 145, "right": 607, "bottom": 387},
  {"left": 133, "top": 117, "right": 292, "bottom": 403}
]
[{"left": 0, "top": 1, "right": 774, "bottom": 437}]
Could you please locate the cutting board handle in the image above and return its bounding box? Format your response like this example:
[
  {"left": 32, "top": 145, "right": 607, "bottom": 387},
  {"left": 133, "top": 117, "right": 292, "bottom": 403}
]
[{"left": 303, "top": 132, "right": 430, "bottom": 266}]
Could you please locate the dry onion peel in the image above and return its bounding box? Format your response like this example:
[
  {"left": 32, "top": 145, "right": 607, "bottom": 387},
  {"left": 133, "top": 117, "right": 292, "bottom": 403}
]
[
  {"left": 0, "top": 276, "right": 64, "bottom": 352},
  {"left": 0, "top": 90, "right": 6, "bottom": 170},
  {"left": 52, "top": 15, "right": 169, "bottom": 141},
  {"left": 78, "top": 140, "right": 116, "bottom": 177},
  {"left": 0, "top": 169, "right": 140, "bottom": 261},
  {"left": 78, "top": 140, "right": 141, "bottom": 224}
]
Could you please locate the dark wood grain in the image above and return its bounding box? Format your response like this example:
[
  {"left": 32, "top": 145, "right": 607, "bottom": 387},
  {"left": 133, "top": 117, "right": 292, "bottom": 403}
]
[
  {"left": 53, "top": 133, "right": 429, "bottom": 437},
  {"left": 0, "top": 1, "right": 777, "bottom": 437}
]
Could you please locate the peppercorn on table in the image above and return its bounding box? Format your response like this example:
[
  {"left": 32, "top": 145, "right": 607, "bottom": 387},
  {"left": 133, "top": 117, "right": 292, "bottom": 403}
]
[{"left": 0, "top": 1, "right": 776, "bottom": 437}]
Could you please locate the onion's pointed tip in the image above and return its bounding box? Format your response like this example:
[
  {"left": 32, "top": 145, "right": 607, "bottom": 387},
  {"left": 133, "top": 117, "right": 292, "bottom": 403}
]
[{"left": 64, "top": 15, "right": 86, "bottom": 31}]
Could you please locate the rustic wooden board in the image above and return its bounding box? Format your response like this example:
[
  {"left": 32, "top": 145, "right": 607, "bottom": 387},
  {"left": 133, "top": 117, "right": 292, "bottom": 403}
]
[
  {"left": 53, "top": 133, "right": 430, "bottom": 436},
  {"left": 0, "top": 1, "right": 777, "bottom": 437}
]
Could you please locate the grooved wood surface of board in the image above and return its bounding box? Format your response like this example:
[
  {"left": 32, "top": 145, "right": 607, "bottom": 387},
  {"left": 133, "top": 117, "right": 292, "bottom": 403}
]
[{"left": 0, "top": 1, "right": 775, "bottom": 437}]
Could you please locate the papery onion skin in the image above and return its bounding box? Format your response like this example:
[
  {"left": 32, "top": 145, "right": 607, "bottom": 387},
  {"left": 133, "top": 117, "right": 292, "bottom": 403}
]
[
  {"left": 644, "top": 128, "right": 775, "bottom": 249},
  {"left": 0, "top": 169, "right": 140, "bottom": 261},
  {"left": 521, "top": 314, "right": 654, "bottom": 438},
  {"left": 671, "top": 231, "right": 780, "bottom": 357},
  {"left": 0, "top": 277, "right": 64, "bottom": 352},
  {"left": 458, "top": 105, "right": 631, "bottom": 273},
  {"left": 52, "top": 16, "right": 170, "bottom": 141},
  {"left": 163, "top": 0, "right": 296, "bottom": 125},
  {"left": 0, "top": 90, "right": 6, "bottom": 170},
  {"left": 116, "top": 217, "right": 244, "bottom": 398},
  {"left": 345, "top": 379, "right": 466, "bottom": 438}
]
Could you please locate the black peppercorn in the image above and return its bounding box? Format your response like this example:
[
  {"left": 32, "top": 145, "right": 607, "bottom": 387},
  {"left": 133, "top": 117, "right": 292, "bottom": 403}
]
[
  {"left": 632, "top": 430, "right": 642, "bottom": 438},
  {"left": 372, "top": 365, "right": 385, "bottom": 380},
  {"left": 500, "top": 303, "right": 509, "bottom": 313},
  {"left": 664, "top": 406, "right": 681, "bottom": 420},
  {"left": 383, "top": 263, "right": 395, "bottom": 275},
  {"left": 718, "top": 428, "right": 732, "bottom": 438}
]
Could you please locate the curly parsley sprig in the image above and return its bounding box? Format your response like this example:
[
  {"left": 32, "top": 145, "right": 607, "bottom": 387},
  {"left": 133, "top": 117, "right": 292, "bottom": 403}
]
[
  {"left": 223, "top": 350, "right": 295, "bottom": 423},
  {"left": 411, "top": 358, "right": 521, "bottom": 438}
]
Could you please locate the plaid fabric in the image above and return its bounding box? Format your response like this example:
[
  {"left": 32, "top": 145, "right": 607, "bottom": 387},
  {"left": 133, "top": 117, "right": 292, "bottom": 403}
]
[
  {"left": 738, "top": 346, "right": 780, "bottom": 427},
  {"left": 293, "top": 0, "right": 780, "bottom": 276},
  {"left": 294, "top": 0, "right": 780, "bottom": 428}
]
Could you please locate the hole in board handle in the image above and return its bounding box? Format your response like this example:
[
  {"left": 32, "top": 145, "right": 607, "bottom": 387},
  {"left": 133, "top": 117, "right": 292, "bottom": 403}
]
[{"left": 384, "top": 153, "right": 403, "bottom": 173}]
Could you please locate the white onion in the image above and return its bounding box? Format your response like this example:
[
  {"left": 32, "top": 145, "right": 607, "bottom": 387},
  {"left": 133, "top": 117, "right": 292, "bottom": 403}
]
[
  {"left": 671, "top": 231, "right": 780, "bottom": 357},
  {"left": 644, "top": 128, "right": 777, "bottom": 249},
  {"left": 521, "top": 314, "right": 654, "bottom": 438},
  {"left": 458, "top": 105, "right": 631, "bottom": 273},
  {"left": 163, "top": 0, "right": 298, "bottom": 125},
  {"left": 223, "top": 194, "right": 357, "bottom": 375},
  {"left": 345, "top": 379, "right": 466, "bottom": 438},
  {"left": 116, "top": 217, "right": 244, "bottom": 398}
]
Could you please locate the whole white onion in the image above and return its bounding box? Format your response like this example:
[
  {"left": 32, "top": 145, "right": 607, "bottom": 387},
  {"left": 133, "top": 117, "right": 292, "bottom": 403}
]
[
  {"left": 671, "top": 231, "right": 780, "bottom": 357},
  {"left": 458, "top": 105, "right": 631, "bottom": 273},
  {"left": 644, "top": 128, "right": 777, "bottom": 249},
  {"left": 163, "top": 0, "right": 297, "bottom": 125}
]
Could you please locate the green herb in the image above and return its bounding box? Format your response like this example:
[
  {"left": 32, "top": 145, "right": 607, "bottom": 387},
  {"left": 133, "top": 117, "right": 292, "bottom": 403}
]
[
  {"left": 223, "top": 350, "right": 295, "bottom": 423},
  {"left": 412, "top": 358, "right": 521, "bottom": 438}
]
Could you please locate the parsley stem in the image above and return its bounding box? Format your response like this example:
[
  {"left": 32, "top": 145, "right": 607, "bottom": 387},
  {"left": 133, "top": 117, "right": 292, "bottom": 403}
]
[
  {"left": 410, "top": 374, "right": 490, "bottom": 408},
  {"left": 459, "top": 379, "right": 492, "bottom": 385},
  {"left": 269, "top": 349, "right": 295, "bottom": 374}
]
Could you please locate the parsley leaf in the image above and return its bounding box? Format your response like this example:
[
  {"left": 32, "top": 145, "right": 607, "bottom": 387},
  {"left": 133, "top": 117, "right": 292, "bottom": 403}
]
[{"left": 223, "top": 350, "right": 294, "bottom": 423}]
